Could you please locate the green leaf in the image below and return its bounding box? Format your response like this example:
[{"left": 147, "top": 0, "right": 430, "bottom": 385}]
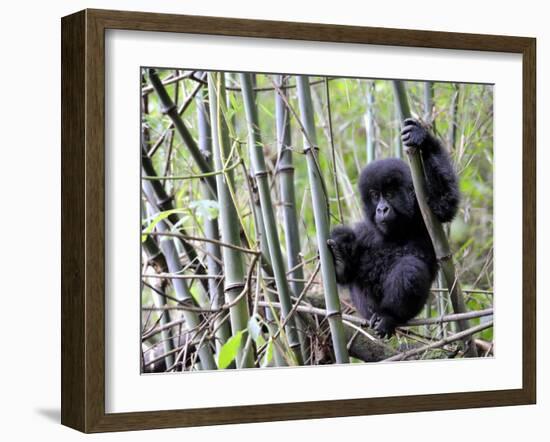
[
  {"left": 141, "top": 209, "right": 187, "bottom": 242},
  {"left": 189, "top": 284, "right": 208, "bottom": 307},
  {"left": 217, "top": 330, "right": 245, "bottom": 369},
  {"left": 259, "top": 103, "right": 274, "bottom": 118}
]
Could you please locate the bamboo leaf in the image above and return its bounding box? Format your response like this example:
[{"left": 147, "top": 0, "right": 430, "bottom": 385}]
[
  {"left": 141, "top": 209, "right": 188, "bottom": 242},
  {"left": 217, "top": 330, "right": 245, "bottom": 369}
]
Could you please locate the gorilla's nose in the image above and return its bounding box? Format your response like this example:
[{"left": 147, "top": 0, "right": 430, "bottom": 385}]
[{"left": 377, "top": 205, "right": 389, "bottom": 217}]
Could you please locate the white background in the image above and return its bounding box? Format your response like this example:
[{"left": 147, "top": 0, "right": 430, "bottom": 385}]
[
  {"left": 106, "top": 31, "right": 522, "bottom": 413},
  {"left": 0, "top": 0, "right": 546, "bottom": 440}
]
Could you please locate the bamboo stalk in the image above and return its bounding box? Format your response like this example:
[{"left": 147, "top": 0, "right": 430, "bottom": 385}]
[
  {"left": 196, "top": 86, "right": 231, "bottom": 353},
  {"left": 422, "top": 81, "right": 434, "bottom": 334},
  {"left": 424, "top": 81, "right": 434, "bottom": 126},
  {"left": 148, "top": 68, "right": 217, "bottom": 198},
  {"left": 208, "top": 72, "right": 254, "bottom": 368},
  {"left": 141, "top": 144, "right": 208, "bottom": 292},
  {"left": 423, "top": 81, "right": 449, "bottom": 338},
  {"left": 141, "top": 87, "right": 176, "bottom": 371},
  {"left": 392, "top": 83, "right": 406, "bottom": 159},
  {"left": 143, "top": 182, "right": 217, "bottom": 370},
  {"left": 141, "top": 215, "right": 175, "bottom": 371},
  {"left": 365, "top": 80, "right": 376, "bottom": 163},
  {"left": 295, "top": 75, "right": 350, "bottom": 364},
  {"left": 275, "top": 75, "right": 310, "bottom": 363},
  {"left": 392, "top": 80, "right": 477, "bottom": 357},
  {"left": 240, "top": 72, "right": 303, "bottom": 365},
  {"left": 275, "top": 75, "right": 305, "bottom": 297},
  {"left": 240, "top": 144, "right": 286, "bottom": 366},
  {"left": 448, "top": 84, "right": 460, "bottom": 150}
]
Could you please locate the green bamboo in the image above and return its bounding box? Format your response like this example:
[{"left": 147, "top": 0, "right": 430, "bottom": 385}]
[
  {"left": 295, "top": 75, "right": 350, "bottom": 364},
  {"left": 148, "top": 68, "right": 217, "bottom": 198},
  {"left": 196, "top": 87, "right": 231, "bottom": 353},
  {"left": 208, "top": 72, "right": 254, "bottom": 368},
  {"left": 436, "top": 270, "right": 448, "bottom": 339},
  {"left": 275, "top": 75, "right": 310, "bottom": 363},
  {"left": 141, "top": 224, "right": 175, "bottom": 370},
  {"left": 247, "top": 177, "right": 287, "bottom": 367},
  {"left": 141, "top": 145, "right": 208, "bottom": 292},
  {"left": 392, "top": 82, "right": 410, "bottom": 159},
  {"left": 365, "top": 80, "right": 376, "bottom": 163},
  {"left": 143, "top": 182, "right": 217, "bottom": 370},
  {"left": 141, "top": 86, "right": 175, "bottom": 371},
  {"left": 423, "top": 81, "right": 447, "bottom": 338},
  {"left": 240, "top": 73, "right": 303, "bottom": 365},
  {"left": 424, "top": 81, "right": 434, "bottom": 126},
  {"left": 392, "top": 80, "right": 477, "bottom": 357},
  {"left": 448, "top": 84, "right": 460, "bottom": 150},
  {"left": 242, "top": 156, "right": 286, "bottom": 366},
  {"left": 423, "top": 81, "right": 434, "bottom": 332}
]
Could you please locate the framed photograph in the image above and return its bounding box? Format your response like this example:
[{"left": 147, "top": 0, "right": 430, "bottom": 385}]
[{"left": 61, "top": 9, "right": 536, "bottom": 433}]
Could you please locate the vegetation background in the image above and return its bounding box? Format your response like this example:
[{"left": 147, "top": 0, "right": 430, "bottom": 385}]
[{"left": 141, "top": 70, "right": 494, "bottom": 372}]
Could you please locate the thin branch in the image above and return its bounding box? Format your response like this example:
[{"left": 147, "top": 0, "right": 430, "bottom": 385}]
[
  {"left": 257, "top": 301, "right": 493, "bottom": 329},
  {"left": 324, "top": 78, "right": 344, "bottom": 223},
  {"left": 188, "top": 74, "right": 333, "bottom": 93},
  {"left": 147, "top": 74, "right": 207, "bottom": 157},
  {"left": 142, "top": 71, "right": 198, "bottom": 95},
  {"left": 269, "top": 263, "right": 321, "bottom": 342},
  {"left": 383, "top": 321, "right": 493, "bottom": 362},
  {"left": 147, "top": 231, "right": 260, "bottom": 255},
  {"left": 142, "top": 160, "right": 241, "bottom": 181}
]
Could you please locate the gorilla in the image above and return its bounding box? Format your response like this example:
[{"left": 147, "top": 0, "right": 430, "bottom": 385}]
[{"left": 328, "top": 118, "right": 459, "bottom": 338}]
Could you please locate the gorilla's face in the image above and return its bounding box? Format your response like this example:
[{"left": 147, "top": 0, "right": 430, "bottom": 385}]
[
  {"left": 359, "top": 158, "right": 416, "bottom": 236},
  {"left": 369, "top": 189, "right": 397, "bottom": 234}
]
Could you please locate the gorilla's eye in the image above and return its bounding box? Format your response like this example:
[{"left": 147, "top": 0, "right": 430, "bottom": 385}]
[
  {"left": 369, "top": 190, "right": 379, "bottom": 200},
  {"left": 384, "top": 190, "right": 394, "bottom": 199}
]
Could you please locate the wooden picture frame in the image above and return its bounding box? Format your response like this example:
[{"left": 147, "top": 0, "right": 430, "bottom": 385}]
[{"left": 61, "top": 8, "right": 536, "bottom": 433}]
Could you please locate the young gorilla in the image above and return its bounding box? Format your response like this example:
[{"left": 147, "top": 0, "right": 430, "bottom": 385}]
[{"left": 328, "top": 118, "right": 459, "bottom": 338}]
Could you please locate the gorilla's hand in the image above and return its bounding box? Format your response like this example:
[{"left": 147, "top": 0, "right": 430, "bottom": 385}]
[
  {"left": 327, "top": 238, "right": 348, "bottom": 284},
  {"left": 372, "top": 315, "right": 397, "bottom": 339},
  {"left": 401, "top": 118, "right": 432, "bottom": 152},
  {"left": 327, "top": 226, "right": 356, "bottom": 284}
]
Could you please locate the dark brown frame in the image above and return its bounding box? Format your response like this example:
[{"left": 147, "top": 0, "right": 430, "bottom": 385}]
[{"left": 61, "top": 8, "right": 536, "bottom": 433}]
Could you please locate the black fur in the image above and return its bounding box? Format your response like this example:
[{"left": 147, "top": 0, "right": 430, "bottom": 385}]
[{"left": 328, "top": 118, "right": 459, "bottom": 338}]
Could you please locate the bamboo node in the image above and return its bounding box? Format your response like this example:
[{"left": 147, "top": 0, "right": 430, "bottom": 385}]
[
  {"left": 303, "top": 145, "right": 319, "bottom": 155},
  {"left": 275, "top": 165, "right": 295, "bottom": 174},
  {"left": 253, "top": 170, "right": 269, "bottom": 178},
  {"left": 326, "top": 310, "right": 342, "bottom": 319}
]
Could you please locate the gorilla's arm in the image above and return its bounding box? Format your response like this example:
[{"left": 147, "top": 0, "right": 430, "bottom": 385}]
[
  {"left": 327, "top": 225, "right": 360, "bottom": 284},
  {"left": 401, "top": 118, "right": 459, "bottom": 223}
]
